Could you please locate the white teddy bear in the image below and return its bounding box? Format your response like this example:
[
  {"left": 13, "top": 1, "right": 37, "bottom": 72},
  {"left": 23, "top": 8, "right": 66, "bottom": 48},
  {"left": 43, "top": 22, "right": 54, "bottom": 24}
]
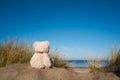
[{"left": 30, "top": 41, "right": 52, "bottom": 69}]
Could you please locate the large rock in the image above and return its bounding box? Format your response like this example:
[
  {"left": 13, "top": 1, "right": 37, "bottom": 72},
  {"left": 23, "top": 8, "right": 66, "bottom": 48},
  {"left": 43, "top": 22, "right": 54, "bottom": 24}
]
[{"left": 0, "top": 64, "right": 80, "bottom": 80}]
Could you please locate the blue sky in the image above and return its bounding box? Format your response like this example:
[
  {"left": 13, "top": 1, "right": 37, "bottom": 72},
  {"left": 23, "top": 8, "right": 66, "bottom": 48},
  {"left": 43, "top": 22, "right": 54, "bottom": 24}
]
[{"left": 0, "top": 0, "right": 120, "bottom": 60}]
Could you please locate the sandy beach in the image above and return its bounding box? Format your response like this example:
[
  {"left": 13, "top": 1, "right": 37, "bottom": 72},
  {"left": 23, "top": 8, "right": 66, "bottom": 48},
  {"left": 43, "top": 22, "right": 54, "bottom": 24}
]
[
  {"left": 72, "top": 68, "right": 120, "bottom": 80},
  {"left": 0, "top": 64, "right": 119, "bottom": 80}
]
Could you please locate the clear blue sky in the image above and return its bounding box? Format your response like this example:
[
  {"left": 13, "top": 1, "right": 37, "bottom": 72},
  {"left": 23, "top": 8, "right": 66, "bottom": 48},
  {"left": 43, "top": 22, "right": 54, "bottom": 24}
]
[{"left": 0, "top": 0, "right": 120, "bottom": 60}]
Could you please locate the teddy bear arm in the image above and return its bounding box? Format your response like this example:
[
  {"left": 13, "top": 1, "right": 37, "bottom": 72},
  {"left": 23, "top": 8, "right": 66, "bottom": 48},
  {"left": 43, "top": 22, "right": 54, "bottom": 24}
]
[{"left": 43, "top": 54, "right": 51, "bottom": 67}]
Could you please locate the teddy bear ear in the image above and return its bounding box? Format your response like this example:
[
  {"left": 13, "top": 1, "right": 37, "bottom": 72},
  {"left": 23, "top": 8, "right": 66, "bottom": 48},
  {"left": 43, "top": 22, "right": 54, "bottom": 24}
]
[
  {"left": 45, "top": 41, "right": 49, "bottom": 46},
  {"left": 33, "top": 41, "right": 39, "bottom": 47}
]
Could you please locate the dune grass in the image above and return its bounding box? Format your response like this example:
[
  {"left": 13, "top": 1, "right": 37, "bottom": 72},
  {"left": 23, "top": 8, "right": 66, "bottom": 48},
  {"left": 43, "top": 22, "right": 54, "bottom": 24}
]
[
  {"left": 49, "top": 50, "right": 69, "bottom": 68},
  {"left": 0, "top": 40, "right": 33, "bottom": 67},
  {"left": 88, "top": 48, "right": 120, "bottom": 74},
  {"left": 0, "top": 40, "right": 69, "bottom": 68},
  {"left": 87, "top": 59, "right": 103, "bottom": 72},
  {"left": 106, "top": 48, "right": 120, "bottom": 73}
]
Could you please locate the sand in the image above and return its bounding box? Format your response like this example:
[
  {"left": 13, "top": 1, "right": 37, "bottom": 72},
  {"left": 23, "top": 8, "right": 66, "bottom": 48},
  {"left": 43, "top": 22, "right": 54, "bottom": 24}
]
[
  {"left": 0, "top": 64, "right": 119, "bottom": 80},
  {"left": 72, "top": 68, "right": 120, "bottom": 80}
]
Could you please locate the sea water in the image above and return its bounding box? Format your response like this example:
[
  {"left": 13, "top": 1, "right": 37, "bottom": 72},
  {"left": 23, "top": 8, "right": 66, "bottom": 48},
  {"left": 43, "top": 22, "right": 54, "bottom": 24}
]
[{"left": 65, "top": 60, "right": 108, "bottom": 68}]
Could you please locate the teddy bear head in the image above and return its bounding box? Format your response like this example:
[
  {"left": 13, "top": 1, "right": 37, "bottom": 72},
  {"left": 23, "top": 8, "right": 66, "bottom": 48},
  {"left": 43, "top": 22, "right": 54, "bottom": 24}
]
[{"left": 33, "top": 41, "right": 49, "bottom": 53}]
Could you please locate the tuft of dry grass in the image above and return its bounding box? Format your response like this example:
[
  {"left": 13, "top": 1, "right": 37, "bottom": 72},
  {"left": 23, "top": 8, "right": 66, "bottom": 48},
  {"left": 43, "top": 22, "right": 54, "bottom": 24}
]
[
  {"left": 106, "top": 48, "right": 120, "bottom": 73},
  {"left": 49, "top": 50, "right": 69, "bottom": 68},
  {"left": 0, "top": 40, "right": 33, "bottom": 67},
  {"left": 87, "top": 58, "right": 104, "bottom": 72}
]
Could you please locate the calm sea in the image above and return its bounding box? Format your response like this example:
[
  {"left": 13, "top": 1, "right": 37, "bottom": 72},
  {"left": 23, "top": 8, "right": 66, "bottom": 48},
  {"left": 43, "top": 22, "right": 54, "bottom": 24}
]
[{"left": 65, "top": 60, "right": 108, "bottom": 68}]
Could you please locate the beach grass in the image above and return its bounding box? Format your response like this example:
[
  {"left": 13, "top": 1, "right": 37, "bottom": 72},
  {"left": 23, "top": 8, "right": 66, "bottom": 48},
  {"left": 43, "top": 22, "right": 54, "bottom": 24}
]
[
  {"left": 87, "top": 59, "right": 103, "bottom": 72},
  {"left": 49, "top": 50, "right": 69, "bottom": 68},
  {"left": 0, "top": 40, "right": 33, "bottom": 67},
  {"left": 106, "top": 48, "right": 120, "bottom": 73},
  {"left": 87, "top": 48, "right": 120, "bottom": 74}
]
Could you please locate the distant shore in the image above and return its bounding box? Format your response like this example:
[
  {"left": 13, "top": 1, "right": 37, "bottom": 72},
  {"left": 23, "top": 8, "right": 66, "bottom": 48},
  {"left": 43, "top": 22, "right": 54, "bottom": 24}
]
[{"left": 65, "top": 60, "right": 108, "bottom": 68}]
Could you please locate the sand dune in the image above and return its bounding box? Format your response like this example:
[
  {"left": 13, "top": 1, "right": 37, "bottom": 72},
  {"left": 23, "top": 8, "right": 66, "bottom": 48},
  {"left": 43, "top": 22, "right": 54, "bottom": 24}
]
[
  {"left": 0, "top": 64, "right": 119, "bottom": 80},
  {"left": 0, "top": 64, "right": 79, "bottom": 80}
]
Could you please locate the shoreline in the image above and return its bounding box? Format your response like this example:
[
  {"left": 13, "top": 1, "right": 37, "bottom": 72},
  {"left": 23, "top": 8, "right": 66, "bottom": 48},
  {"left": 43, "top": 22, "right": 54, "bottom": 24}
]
[{"left": 69, "top": 67, "right": 88, "bottom": 69}]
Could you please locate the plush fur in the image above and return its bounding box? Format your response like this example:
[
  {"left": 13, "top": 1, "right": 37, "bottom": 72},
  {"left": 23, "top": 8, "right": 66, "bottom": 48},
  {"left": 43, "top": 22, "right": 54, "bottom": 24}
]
[{"left": 30, "top": 41, "right": 52, "bottom": 69}]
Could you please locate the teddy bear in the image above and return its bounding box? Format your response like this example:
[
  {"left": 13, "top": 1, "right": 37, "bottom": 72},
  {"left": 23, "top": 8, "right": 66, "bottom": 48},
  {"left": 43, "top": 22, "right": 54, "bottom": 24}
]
[{"left": 30, "top": 41, "right": 53, "bottom": 69}]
